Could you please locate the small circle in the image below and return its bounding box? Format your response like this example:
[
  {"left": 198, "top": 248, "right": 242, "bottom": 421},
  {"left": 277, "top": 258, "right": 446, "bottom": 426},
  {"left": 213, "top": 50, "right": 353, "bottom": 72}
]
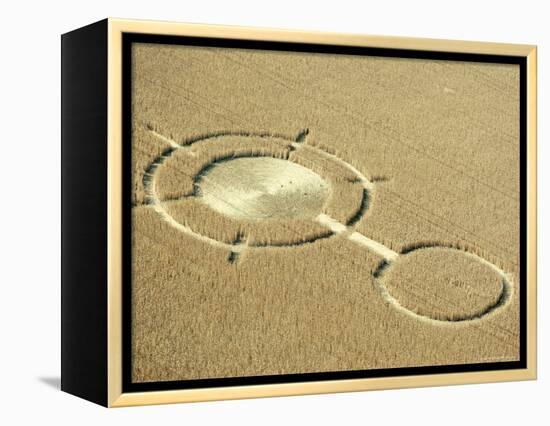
[
  {"left": 195, "top": 157, "right": 330, "bottom": 221},
  {"left": 376, "top": 247, "right": 509, "bottom": 322}
]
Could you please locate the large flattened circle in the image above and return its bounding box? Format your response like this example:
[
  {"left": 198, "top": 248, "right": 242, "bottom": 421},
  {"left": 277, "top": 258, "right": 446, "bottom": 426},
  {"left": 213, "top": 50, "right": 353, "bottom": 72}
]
[
  {"left": 195, "top": 157, "right": 330, "bottom": 221},
  {"left": 376, "top": 247, "right": 510, "bottom": 322}
]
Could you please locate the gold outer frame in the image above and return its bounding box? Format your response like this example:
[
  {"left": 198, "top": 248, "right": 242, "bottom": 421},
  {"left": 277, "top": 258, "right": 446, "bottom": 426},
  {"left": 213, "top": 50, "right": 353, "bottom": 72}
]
[{"left": 106, "top": 18, "right": 537, "bottom": 407}]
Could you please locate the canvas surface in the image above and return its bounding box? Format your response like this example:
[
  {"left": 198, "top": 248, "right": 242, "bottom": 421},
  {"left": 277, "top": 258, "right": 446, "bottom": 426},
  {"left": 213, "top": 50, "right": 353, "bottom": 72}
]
[{"left": 130, "top": 42, "right": 520, "bottom": 383}]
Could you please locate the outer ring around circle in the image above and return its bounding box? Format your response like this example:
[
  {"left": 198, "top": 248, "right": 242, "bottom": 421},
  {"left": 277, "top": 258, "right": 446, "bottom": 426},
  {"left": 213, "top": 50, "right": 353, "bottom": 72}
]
[{"left": 146, "top": 132, "right": 374, "bottom": 251}]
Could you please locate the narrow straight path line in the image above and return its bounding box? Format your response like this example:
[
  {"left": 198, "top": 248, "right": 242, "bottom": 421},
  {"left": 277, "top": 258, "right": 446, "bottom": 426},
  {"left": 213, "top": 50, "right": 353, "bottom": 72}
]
[
  {"left": 316, "top": 214, "right": 398, "bottom": 261},
  {"left": 348, "top": 231, "right": 399, "bottom": 261},
  {"left": 149, "top": 129, "right": 196, "bottom": 156}
]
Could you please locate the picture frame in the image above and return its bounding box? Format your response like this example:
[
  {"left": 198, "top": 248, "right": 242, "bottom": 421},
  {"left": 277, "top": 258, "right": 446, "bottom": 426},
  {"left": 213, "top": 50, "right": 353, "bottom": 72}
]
[{"left": 61, "top": 18, "right": 537, "bottom": 407}]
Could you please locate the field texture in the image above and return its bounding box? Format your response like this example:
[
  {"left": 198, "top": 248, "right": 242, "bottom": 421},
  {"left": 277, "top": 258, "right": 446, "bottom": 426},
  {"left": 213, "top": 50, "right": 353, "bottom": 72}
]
[{"left": 131, "top": 42, "right": 520, "bottom": 383}]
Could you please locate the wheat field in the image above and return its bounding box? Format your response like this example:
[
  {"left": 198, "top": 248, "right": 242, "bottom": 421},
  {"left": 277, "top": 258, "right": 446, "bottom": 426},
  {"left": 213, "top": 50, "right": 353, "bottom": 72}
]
[{"left": 130, "top": 42, "right": 520, "bottom": 383}]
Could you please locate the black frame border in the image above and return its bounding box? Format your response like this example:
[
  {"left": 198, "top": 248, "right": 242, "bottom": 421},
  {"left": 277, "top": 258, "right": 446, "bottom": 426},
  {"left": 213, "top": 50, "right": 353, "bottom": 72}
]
[{"left": 122, "top": 33, "right": 528, "bottom": 393}]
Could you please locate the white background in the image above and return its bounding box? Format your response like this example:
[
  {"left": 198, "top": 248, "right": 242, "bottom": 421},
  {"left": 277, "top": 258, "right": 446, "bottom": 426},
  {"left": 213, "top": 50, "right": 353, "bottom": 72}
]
[{"left": 0, "top": 0, "right": 546, "bottom": 424}]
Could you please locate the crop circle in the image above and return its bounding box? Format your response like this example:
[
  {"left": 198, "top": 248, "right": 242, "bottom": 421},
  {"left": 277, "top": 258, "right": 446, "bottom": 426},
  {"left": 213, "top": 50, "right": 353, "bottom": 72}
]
[
  {"left": 146, "top": 132, "right": 372, "bottom": 249},
  {"left": 195, "top": 157, "right": 330, "bottom": 221},
  {"left": 375, "top": 246, "right": 512, "bottom": 322}
]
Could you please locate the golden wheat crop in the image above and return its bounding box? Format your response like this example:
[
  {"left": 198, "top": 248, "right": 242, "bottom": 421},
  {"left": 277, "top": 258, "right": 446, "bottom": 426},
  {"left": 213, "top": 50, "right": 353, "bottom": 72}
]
[{"left": 130, "top": 42, "right": 521, "bottom": 382}]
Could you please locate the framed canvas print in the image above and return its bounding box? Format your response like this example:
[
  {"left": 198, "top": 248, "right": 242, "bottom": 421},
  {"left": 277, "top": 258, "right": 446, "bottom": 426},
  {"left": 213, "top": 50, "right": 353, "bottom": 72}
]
[{"left": 61, "top": 18, "right": 537, "bottom": 407}]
